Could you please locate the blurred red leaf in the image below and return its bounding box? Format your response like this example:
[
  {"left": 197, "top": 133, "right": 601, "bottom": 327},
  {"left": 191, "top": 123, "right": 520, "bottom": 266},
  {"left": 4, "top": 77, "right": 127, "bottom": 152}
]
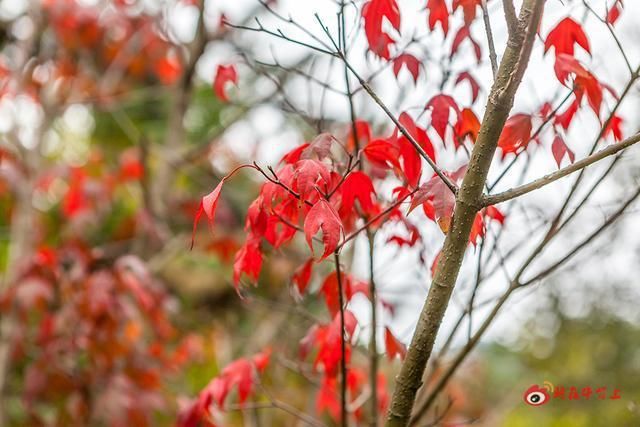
[
  {"left": 362, "top": 0, "right": 401, "bottom": 59},
  {"left": 393, "top": 53, "right": 421, "bottom": 83},
  {"left": 426, "top": 0, "right": 449, "bottom": 35},
  {"left": 384, "top": 327, "right": 407, "bottom": 360},
  {"left": 213, "top": 64, "right": 237, "bottom": 102}
]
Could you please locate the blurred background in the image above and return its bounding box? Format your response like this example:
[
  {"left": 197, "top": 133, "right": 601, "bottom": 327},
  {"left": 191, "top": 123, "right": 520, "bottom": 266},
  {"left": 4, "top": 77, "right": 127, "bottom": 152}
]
[{"left": 1, "top": 0, "right": 639, "bottom": 426}]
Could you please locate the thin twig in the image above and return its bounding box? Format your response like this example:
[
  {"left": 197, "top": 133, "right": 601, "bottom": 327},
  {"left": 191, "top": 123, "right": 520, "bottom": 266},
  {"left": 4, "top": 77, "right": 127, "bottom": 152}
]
[
  {"left": 334, "top": 252, "right": 349, "bottom": 427},
  {"left": 480, "top": 0, "right": 498, "bottom": 77},
  {"left": 484, "top": 132, "right": 640, "bottom": 205},
  {"left": 313, "top": 14, "right": 458, "bottom": 195}
]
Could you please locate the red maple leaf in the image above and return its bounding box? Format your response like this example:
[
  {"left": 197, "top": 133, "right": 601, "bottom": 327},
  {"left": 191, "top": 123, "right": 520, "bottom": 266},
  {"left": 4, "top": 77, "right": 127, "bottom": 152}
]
[
  {"left": 233, "top": 237, "right": 263, "bottom": 286},
  {"left": 362, "top": 0, "right": 401, "bottom": 59},
  {"left": 426, "top": 0, "right": 449, "bottom": 35},
  {"left": 384, "top": 327, "right": 407, "bottom": 360},
  {"left": 551, "top": 135, "right": 575, "bottom": 168},
  {"left": 607, "top": 0, "right": 623, "bottom": 25},
  {"left": 292, "top": 258, "right": 314, "bottom": 296},
  {"left": 604, "top": 114, "right": 624, "bottom": 141},
  {"left": 393, "top": 53, "right": 421, "bottom": 83},
  {"left": 155, "top": 55, "right": 182, "bottom": 85},
  {"left": 544, "top": 17, "right": 590, "bottom": 58},
  {"left": 454, "top": 107, "right": 481, "bottom": 146},
  {"left": 347, "top": 120, "right": 372, "bottom": 150},
  {"left": 339, "top": 171, "right": 377, "bottom": 217},
  {"left": 455, "top": 71, "right": 480, "bottom": 104},
  {"left": 451, "top": 26, "right": 481, "bottom": 63},
  {"left": 293, "top": 159, "right": 332, "bottom": 199},
  {"left": 304, "top": 200, "right": 344, "bottom": 260},
  {"left": 363, "top": 138, "right": 402, "bottom": 170},
  {"left": 497, "top": 113, "right": 533, "bottom": 158},
  {"left": 301, "top": 133, "right": 336, "bottom": 160},
  {"left": 452, "top": 0, "right": 481, "bottom": 26},
  {"left": 192, "top": 179, "right": 225, "bottom": 249},
  {"left": 213, "top": 64, "right": 237, "bottom": 102},
  {"left": 426, "top": 94, "right": 461, "bottom": 143},
  {"left": 409, "top": 174, "right": 455, "bottom": 221}
]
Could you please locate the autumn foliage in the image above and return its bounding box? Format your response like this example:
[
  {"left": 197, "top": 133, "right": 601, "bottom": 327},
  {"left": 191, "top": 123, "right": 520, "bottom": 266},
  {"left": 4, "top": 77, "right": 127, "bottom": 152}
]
[{"left": 1, "top": 0, "right": 637, "bottom": 426}]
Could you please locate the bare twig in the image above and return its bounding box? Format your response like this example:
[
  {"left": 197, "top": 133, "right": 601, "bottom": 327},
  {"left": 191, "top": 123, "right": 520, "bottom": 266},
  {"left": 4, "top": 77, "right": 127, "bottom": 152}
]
[
  {"left": 313, "top": 14, "right": 458, "bottom": 195},
  {"left": 484, "top": 132, "right": 640, "bottom": 205},
  {"left": 334, "top": 252, "right": 349, "bottom": 427},
  {"left": 481, "top": 0, "right": 498, "bottom": 77}
]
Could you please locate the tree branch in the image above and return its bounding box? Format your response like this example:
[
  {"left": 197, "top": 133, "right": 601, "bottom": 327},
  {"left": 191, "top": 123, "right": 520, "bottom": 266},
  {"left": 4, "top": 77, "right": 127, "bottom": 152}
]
[
  {"left": 502, "top": 0, "right": 518, "bottom": 35},
  {"left": 384, "top": 1, "right": 545, "bottom": 425},
  {"left": 484, "top": 132, "right": 640, "bottom": 206},
  {"left": 481, "top": 0, "right": 498, "bottom": 77}
]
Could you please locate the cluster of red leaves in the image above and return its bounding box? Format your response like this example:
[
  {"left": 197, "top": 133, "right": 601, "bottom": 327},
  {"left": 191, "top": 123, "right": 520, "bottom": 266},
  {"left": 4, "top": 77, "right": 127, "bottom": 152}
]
[
  {"left": 177, "top": 348, "right": 271, "bottom": 427},
  {"left": 361, "top": 0, "right": 483, "bottom": 94},
  {"left": 0, "top": 0, "right": 214, "bottom": 105},
  {"left": 190, "top": 111, "right": 507, "bottom": 422},
  {"left": 0, "top": 244, "right": 202, "bottom": 426},
  {"left": 497, "top": 14, "right": 620, "bottom": 165},
  {"left": 33, "top": 149, "right": 145, "bottom": 222}
]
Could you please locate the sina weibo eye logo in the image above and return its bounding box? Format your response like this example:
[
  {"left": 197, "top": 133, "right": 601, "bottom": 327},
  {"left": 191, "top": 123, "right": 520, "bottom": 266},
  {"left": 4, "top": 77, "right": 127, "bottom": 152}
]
[{"left": 523, "top": 381, "right": 553, "bottom": 407}]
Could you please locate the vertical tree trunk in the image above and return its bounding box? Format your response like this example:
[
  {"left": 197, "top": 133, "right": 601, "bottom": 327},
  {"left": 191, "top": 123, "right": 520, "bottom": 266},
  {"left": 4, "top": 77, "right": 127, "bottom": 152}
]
[{"left": 385, "top": 1, "right": 545, "bottom": 425}]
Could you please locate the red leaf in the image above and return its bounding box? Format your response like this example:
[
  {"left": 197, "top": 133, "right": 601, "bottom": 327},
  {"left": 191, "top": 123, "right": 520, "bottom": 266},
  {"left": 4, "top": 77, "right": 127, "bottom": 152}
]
[
  {"left": 363, "top": 139, "right": 402, "bottom": 170},
  {"left": 339, "top": 171, "right": 377, "bottom": 216},
  {"left": 544, "top": 17, "right": 590, "bottom": 58},
  {"left": 454, "top": 108, "right": 481, "bottom": 145},
  {"left": 213, "top": 64, "right": 237, "bottom": 102},
  {"left": 551, "top": 135, "right": 575, "bottom": 168},
  {"left": 281, "top": 143, "right": 310, "bottom": 164},
  {"left": 426, "top": 94, "right": 460, "bottom": 142},
  {"left": 348, "top": 120, "right": 372, "bottom": 150},
  {"left": 182, "top": 348, "right": 271, "bottom": 426},
  {"left": 469, "top": 212, "right": 485, "bottom": 245},
  {"left": 304, "top": 200, "right": 344, "bottom": 259},
  {"left": 233, "top": 237, "right": 263, "bottom": 286},
  {"left": 292, "top": 258, "right": 314, "bottom": 296},
  {"left": 604, "top": 114, "right": 624, "bottom": 141},
  {"left": 455, "top": 71, "right": 480, "bottom": 104},
  {"left": 451, "top": 26, "right": 481, "bottom": 63},
  {"left": 555, "top": 97, "right": 580, "bottom": 130},
  {"left": 452, "top": 0, "right": 481, "bottom": 26},
  {"left": 485, "top": 205, "right": 505, "bottom": 224},
  {"left": 317, "top": 377, "right": 341, "bottom": 420},
  {"left": 251, "top": 347, "right": 272, "bottom": 373},
  {"left": 426, "top": 0, "right": 449, "bottom": 35},
  {"left": 554, "top": 55, "right": 609, "bottom": 117},
  {"left": 384, "top": 327, "right": 406, "bottom": 360},
  {"left": 155, "top": 55, "right": 182, "bottom": 85},
  {"left": 293, "top": 159, "right": 332, "bottom": 199},
  {"left": 393, "top": 53, "right": 421, "bottom": 83},
  {"left": 497, "top": 113, "right": 533, "bottom": 158},
  {"left": 399, "top": 112, "right": 435, "bottom": 159},
  {"left": 409, "top": 174, "right": 455, "bottom": 220},
  {"left": 302, "top": 133, "right": 335, "bottom": 160},
  {"left": 192, "top": 179, "right": 225, "bottom": 249},
  {"left": 362, "top": 0, "right": 401, "bottom": 59},
  {"left": 607, "top": 1, "right": 623, "bottom": 25}
]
